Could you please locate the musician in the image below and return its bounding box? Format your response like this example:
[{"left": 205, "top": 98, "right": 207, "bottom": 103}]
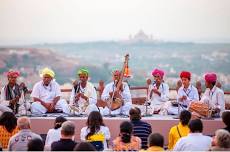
[
  {"left": 31, "top": 68, "right": 70, "bottom": 114},
  {"left": 148, "top": 68, "right": 169, "bottom": 113},
  {"left": 0, "top": 70, "right": 30, "bottom": 115},
  {"left": 200, "top": 72, "right": 225, "bottom": 116},
  {"left": 167, "top": 71, "right": 199, "bottom": 115},
  {"left": 100, "top": 70, "right": 132, "bottom": 115},
  {"left": 69, "top": 68, "right": 98, "bottom": 115}
]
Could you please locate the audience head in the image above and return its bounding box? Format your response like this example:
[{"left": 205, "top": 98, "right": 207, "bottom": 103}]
[
  {"left": 17, "top": 116, "right": 31, "bottom": 130},
  {"left": 120, "top": 121, "right": 133, "bottom": 143},
  {"left": 189, "top": 119, "right": 203, "bottom": 133},
  {"left": 54, "top": 116, "right": 67, "bottom": 129},
  {"left": 179, "top": 110, "right": 191, "bottom": 126},
  {"left": 74, "top": 142, "right": 96, "bottom": 151},
  {"left": 0, "top": 111, "right": 17, "bottom": 133},
  {"left": 129, "top": 107, "right": 141, "bottom": 121},
  {"left": 61, "top": 121, "right": 75, "bottom": 138},
  {"left": 86, "top": 111, "right": 104, "bottom": 139},
  {"left": 214, "top": 129, "right": 230, "bottom": 148},
  {"left": 148, "top": 133, "right": 164, "bottom": 148},
  {"left": 222, "top": 111, "right": 230, "bottom": 127},
  {"left": 27, "top": 138, "right": 44, "bottom": 151}
]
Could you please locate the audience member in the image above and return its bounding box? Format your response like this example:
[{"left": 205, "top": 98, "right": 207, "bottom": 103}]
[
  {"left": 113, "top": 121, "right": 141, "bottom": 151},
  {"left": 80, "top": 111, "right": 110, "bottom": 150},
  {"left": 0, "top": 112, "right": 19, "bottom": 149},
  {"left": 129, "top": 107, "right": 152, "bottom": 149},
  {"left": 27, "top": 138, "right": 44, "bottom": 151},
  {"left": 168, "top": 110, "right": 191, "bottom": 150},
  {"left": 222, "top": 111, "right": 230, "bottom": 132},
  {"left": 74, "top": 142, "right": 96, "bottom": 151},
  {"left": 173, "top": 119, "right": 212, "bottom": 151},
  {"left": 8, "top": 117, "right": 42, "bottom": 151},
  {"left": 210, "top": 129, "right": 230, "bottom": 151},
  {"left": 51, "top": 121, "right": 77, "bottom": 151},
  {"left": 145, "top": 133, "right": 164, "bottom": 151}
]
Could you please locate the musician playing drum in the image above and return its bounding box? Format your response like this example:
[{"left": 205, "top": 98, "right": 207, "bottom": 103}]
[
  {"left": 69, "top": 68, "right": 99, "bottom": 115},
  {"left": 100, "top": 70, "right": 132, "bottom": 116},
  {"left": 0, "top": 70, "right": 30, "bottom": 115},
  {"left": 200, "top": 72, "right": 225, "bottom": 116}
]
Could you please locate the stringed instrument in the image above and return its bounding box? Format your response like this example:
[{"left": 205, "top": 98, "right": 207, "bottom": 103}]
[{"left": 109, "top": 54, "right": 129, "bottom": 111}]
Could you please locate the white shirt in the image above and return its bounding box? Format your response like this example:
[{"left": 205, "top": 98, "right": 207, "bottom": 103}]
[
  {"left": 101, "top": 82, "right": 131, "bottom": 103},
  {"left": 173, "top": 133, "right": 212, "bottom": 151},
  {"left": 31, "top": 80, "right": 61, "bottom": 103},
  {"left": 148, "top": 82, "right": 169, "bottom": 104},
  {"left": 177, "top": 84, "right": 199, "bottom": 106},
  {"left": 80, "top": 126, "right": 111, "bottom": 149},
  {"left": 201, "top": 86, "right": 225, "bottom": 113},
  {"left": 69, "top": 82, "right": 97, "bottom": 105},
  {"left": 45, "top": 128, "right": 61, "bottom": 146}
]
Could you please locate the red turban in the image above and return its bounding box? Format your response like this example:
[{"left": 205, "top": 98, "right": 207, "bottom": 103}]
[
  {"left": 151, "top": 69, "right": 164, "bottom": 78},
  {"left": 180, "top": 71, "right": 191, "bottom": 79},
  {"left": 6, "top": 70, "right": 20, "bottom": 78},
  {"left": 112, "top": 70, "right": 120, "bottom": 75},
  {"left": 204, "top": 72, "right": 217, "bottom": 83}
]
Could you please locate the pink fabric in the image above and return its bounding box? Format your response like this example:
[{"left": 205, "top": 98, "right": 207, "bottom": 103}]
[
  {"left": 180, "top": 71, "right": 191, "bottom": 79},
  {"left": 151, "top": 69, "right": 164, "bottom": 78},
  {"left": 113, "top": 70, "right": 120, "bottom": 75},
  {"left": 204, "top": 72, "right": 217, "bottom": 83},
  {"left": 6, "top": 70, "right": 20, "bottom": 78}
]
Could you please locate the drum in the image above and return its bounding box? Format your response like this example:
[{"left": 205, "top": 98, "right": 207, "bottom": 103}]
[
  {"left": 110, "top": 98, "right": 124, "bottom": 111},
  {"left": 188, "top": 102, "right": 209, "bottom": 117}
]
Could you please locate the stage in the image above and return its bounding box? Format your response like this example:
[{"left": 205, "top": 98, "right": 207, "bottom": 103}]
[{"left": 30, "top": 115, "right": 225, "bottom": 145}]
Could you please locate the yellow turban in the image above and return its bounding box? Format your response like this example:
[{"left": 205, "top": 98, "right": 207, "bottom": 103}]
[{"left": 40, "top": 67, "right": 55, "bottom": 78}]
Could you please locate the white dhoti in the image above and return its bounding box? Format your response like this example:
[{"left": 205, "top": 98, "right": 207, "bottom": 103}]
[
  {"left": 99, "top": 102, "right": 132, "bottom": 116},
  {"left": 70, "top": 104, "right": 99, "bottom": 115},
  {"left": 31, "top": 99, "right": 70, "bottom": 114}
]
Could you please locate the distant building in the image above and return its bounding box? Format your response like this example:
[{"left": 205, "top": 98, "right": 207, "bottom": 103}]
[{"left": 128, "top": 30, "right": 157, "bottom": 43}]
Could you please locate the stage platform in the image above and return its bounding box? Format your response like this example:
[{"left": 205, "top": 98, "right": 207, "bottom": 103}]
[{"left": 29, "top": 115, "right": 225, "bottom": 145}]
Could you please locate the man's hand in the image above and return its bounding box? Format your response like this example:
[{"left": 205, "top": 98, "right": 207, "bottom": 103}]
[
  {"left": 179, "top": 95, "right": 187, "bottom": 102},
  {"left": 75, "top": 93, "right": 81, "bottom": 102},
  {"left": 152, "top": 88, "right": 161, "bottom": 96},
  {"left": 79, "top": 93, "right": 88, "bottom": 101}
]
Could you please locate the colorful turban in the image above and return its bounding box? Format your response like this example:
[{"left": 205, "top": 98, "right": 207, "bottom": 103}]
[
  {"left": 151, "top": 68, "right": 164, "bottom": 78},
  {"left": 180, "top": 71, "right": 191, "bottom": 79},
  {"left": 40, "top": 67, "right": 55, "bottom": 78},
  {"left": 77, "top": 68, "right": 89, "bottom": 76},
  {"left": 6, "top": 70, "right": 20, "bottom": 78},
  {"left": 112, "top": 70, "right": 120, "bottom": 75},
  {"left": 204, "top": 72, "right": 217, "bottom": 83}
]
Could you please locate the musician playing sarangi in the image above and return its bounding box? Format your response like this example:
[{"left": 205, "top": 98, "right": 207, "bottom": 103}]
[
  {"left": 69, "top": 68, "right": 98, "bottom": 115},
  {"left": 100, "top": 70, "right": 132, "bottom": 116},
  {"left": 200, "top": 72, "right": 225, "bottom": 116},
  {"left": 0, "top": 70, "right": 30, "bottom": 115},
  {"left": 31, "top": 68, "right": 70, "bottom": 114}
]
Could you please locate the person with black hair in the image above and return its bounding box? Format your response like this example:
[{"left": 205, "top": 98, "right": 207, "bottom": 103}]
[
  {"left": 222, "top": 111, "right": 230, "bottom": 132},
  {"left": 74, "top": 142, "right": 96, "bottom": 151},
  {"left": 0, "top": 112, "right": 19, "bottom": 149},
  {"left": 80, "top": 111, "right": 110, "bottom": 150},
  {"left": 168, "top": 110, "right": 191, "bottom": 150},
  {"left": 173, "top": 119, "right": 212, "bottom": 151},
  {"left": 129, "top": 107, "right": 152, "bottom": 149},
  {"left": 45, "top": 116, "right": 67, "bottom": 150},
  {"left": 145, "top": 133, "right": 164, "bottom": 151},
  {"left": 113, "top": 121, "right": 141, "bottom": 151},
  {"left": 27, "top": 138, "right": 44, "bottom": 151}
]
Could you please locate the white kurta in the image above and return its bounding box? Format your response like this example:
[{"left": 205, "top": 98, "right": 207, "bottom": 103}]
[
  {"left": 0, "top": 86, "right": 30, "bottom": 115},
  {"left": 173, "top": 133, "right": 212, "bottom": 151},
  {"left": 201, "top": 86, "right": 225, "bottom": 113},
  {"left": 101, "top": 82, "right": 132, "bottom": 115},
  {"left": 69, "top": 82, "right": 98, "bottom": 115},
  {"left": 30, "top": 80, "right": 70, "bottom": 114}
]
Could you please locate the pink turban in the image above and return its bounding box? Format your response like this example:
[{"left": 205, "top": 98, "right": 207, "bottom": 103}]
[
  {"left": 112, "top": 70, "right": 120, "bottom": 76},
  {"left": 151, "top": 68, "right": 164, "bottom": 78},
  {"left": 6, "top": 70, "right": 20, "bottom": 78},
  {"left": 204, "top": 72, "right": 217, "bottom": 83}
]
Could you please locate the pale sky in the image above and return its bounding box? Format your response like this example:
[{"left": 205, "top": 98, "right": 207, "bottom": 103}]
[{"left": 0, "top": 0, "right": 230, "bottom": 45}]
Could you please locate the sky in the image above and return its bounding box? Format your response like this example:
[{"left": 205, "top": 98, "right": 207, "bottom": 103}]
[{"left": 0, "top": 0, "right": 230, "bottom": 45}]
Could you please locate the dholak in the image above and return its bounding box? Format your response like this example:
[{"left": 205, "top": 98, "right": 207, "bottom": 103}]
[
  {"left": 111, "top": 98, "right": 124, "bottom": 111},
  {"left": 188, "top": 102, "right": 209, "bottom": 117}
]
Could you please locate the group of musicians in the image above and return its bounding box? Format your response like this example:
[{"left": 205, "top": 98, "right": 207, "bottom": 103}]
[{"left": 0, "top": 67, "right": 225, "bottom": 117}]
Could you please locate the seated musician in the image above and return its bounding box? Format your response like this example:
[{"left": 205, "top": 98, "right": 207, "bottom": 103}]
[
  {"left": 148, "top": 68, "right": 169, "bottom": 114},
  {"left": 69, "top": 68, "right": 98, "bottom": 115},
  {"left": 0, "top": 70, "right": 30, "bottom": 115},
  {"left": 200, "top": 72, "right": 225, "bottom": 116},
  {"left": 167, "top": 71, "right": 199, "bottom": 115},
  {"left": 31, "top": 68, "right": 70, "bottom": 115},
  {"left": 100, "top": 70, "right": 132, "bottom": 116}
]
